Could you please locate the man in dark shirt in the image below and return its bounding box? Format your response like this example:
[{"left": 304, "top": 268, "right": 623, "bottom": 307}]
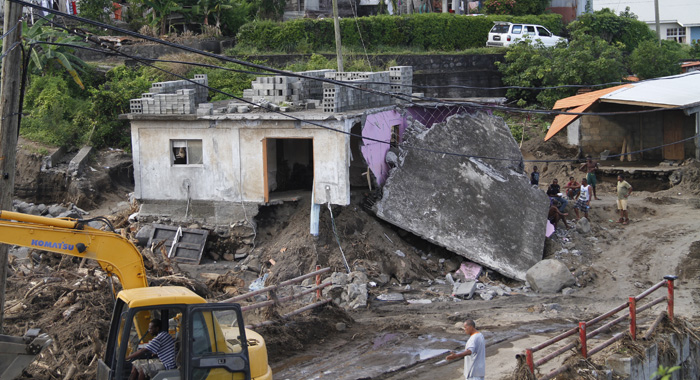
[{"left": 546, "top": 179, "right": 567, "bottom": 212}]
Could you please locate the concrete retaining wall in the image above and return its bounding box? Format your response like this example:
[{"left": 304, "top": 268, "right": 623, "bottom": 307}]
[{"left": 605, "top": 332, "right": 700, "bottom": 380}]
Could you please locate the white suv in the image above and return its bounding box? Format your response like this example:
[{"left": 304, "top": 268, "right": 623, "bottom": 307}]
[{"left": 486, "top": 22, "right": 567, "bottom": 48}]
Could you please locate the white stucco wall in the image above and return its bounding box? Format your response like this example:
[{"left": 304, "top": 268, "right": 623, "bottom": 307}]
[{"left": 130, "top": 116, "right": 351, "bottom": 206}]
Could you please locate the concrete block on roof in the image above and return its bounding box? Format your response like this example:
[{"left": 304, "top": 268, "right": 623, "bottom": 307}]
[{"left": 374, "top": 113, "right": 547, "bottom": 281}]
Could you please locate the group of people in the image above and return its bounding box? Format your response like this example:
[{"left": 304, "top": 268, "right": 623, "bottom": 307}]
[{"left": 534, "top": 156, "right": 633, "bottom": 231}]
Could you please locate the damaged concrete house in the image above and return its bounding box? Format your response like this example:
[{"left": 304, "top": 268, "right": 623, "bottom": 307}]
[{"left": 125, "top": 68, "right": 549, "bottom": 280}]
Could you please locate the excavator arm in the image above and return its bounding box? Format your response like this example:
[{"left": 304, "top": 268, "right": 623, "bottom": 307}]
[{"left": 0, "top": 210, "right": 148, "bottom": 290}]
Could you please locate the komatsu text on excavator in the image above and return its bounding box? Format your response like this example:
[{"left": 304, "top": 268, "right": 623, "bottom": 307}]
[{"left": 0, "top": 210, "right": 273, "bottom": 380}]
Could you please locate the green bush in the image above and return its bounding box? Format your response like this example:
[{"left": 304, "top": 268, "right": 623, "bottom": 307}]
[
  {"left": 567, "top": 8, "right": 655, "bottom": 52},
  {"left": 235, "top": 13, "right": 564, "bottom": 53},
  {"left": 22, "top": 75, "right": 90, "bottom": 148},
  {"left": 629, "top": 40, "right": 685, "bottom": 80}
]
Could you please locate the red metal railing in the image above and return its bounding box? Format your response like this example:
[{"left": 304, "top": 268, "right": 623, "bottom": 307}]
[{"left": 519, "top": 275, "right": 677, "bottom": 380}]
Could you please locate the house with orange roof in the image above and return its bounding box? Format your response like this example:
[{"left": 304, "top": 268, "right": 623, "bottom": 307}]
[{"left": 546, "top": 72, "right": 700, "bottom": 162}]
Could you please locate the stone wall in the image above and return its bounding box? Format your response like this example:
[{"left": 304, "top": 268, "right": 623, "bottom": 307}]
[{"left": 79, "top": 41, "right": 505, "bottom": 99}]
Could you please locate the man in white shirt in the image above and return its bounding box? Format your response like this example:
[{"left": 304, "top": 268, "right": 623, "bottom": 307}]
[{"left": 445, "top": 319, "right": 486, "bottom": 380}]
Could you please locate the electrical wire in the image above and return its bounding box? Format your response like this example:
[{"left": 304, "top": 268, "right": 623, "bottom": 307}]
[
  {"left": 327, "top": 201, "right": 351, "bottom": 274},
  {"left": 18, "top": 1, "right": 697, "bottom": 117},
  {"left": 21, "top": 5, "right": 700, "bottom": 165},
  {"left": 0, "top": 20, "right": 21, "bottom": 40},
  {"left": 40, "top": 32, "right": 700, "bottom": 165}
]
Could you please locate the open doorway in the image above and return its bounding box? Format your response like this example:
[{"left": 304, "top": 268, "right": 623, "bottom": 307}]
[{"left": 263, "top": 138, "right": 314, "bottom": 202}]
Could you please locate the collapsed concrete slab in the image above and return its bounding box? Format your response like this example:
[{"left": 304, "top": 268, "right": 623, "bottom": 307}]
[{"left": 374, "top": 112, "right": 549, "bottom": 280}]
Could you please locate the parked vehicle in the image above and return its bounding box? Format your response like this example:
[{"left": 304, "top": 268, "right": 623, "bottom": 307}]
[{"left": 486, "top": 22, "right": 567, "bottom": 48}]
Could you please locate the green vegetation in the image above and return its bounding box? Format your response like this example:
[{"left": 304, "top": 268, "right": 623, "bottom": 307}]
[
  {"left": 629, "top": 40, "right": 685, "bottom": 80},
  {"left": 496, "top": 8, "right": 693, "bottom": 108},
  {"left": 568, "top": 7, "right": 655, "bottom": 52},
  {"left": 16, "top": 5, "right": 695, "bottom": 151},
  {"left": 234, "top": 13, "right": 564, "bottom": 53},
  {"left": 652, "top": 365, "right": 680, "bottom": 380},
  {"left": 497, "top": 29, "right": 625, "bottom": 108}
]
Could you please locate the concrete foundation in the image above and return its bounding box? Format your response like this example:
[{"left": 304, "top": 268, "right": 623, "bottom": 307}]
[
  {"left": 374, "top": 112, "right": 549, "bottom": 280},
  {"left": 605, "top": 332, "right": 700, "bottom": 380}
]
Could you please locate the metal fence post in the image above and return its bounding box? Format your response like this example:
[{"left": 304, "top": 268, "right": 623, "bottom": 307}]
[
  {"left": 629, "top": 297, "right": 637, "bottom": 340},
  {"left": 316, "top": 265, "right": 322, "bottom": 300},
  {"left": 526, "top": 348, "right": 534, "bottom": 374},
  {"left": 664, "top": 275, "right": 677, "bottom": 322},
  {"left": 579, "top": 322, "right": 588, "bottom": 358}
]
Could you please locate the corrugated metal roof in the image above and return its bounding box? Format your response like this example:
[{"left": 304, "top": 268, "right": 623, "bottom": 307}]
[
  {"left": 545, "top": 72, "right": 700, "bottom": 141},
  {"left": 600, "top": 71, "right": 700, "bottom": 108}
]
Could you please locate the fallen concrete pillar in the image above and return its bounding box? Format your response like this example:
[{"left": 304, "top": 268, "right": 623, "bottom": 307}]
[{"left": 375, "top": 112, "right": 549, "bottom": 280}]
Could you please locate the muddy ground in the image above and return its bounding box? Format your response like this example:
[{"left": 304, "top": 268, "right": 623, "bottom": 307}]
[{"left": 4, "top": 130, "right": 700, "bottom": 379}]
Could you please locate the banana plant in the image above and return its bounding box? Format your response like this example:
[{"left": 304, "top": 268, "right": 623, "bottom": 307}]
[
  {"left": 194, "top": 0, "right": 234, "bottom": 30},
  {"left": 19, "top": 16, "right": 88, "bottom": 89},
  {"left": 141, "top": 0, "right": 184, "bottom": 35}
]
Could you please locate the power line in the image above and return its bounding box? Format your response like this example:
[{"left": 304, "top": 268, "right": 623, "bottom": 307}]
[
  {"left": 17, "top": 1, "right": 695, "bottom": 118},
  {"left": 19, "top": 4, "right": 700, "bottom": 165}
]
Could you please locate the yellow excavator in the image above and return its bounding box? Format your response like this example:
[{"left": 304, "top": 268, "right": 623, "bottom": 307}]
[{"left": 0, "top": 210, "right": 273, "bottom": 380}]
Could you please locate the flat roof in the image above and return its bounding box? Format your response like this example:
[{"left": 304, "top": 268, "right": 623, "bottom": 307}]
[{"left": 599, "top": 71, "right": 700, "bottom": 108}]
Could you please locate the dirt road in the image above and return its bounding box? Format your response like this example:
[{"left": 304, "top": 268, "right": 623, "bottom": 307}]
[{"left": 269, "top": 192, "right": 700, "bottom": 380}]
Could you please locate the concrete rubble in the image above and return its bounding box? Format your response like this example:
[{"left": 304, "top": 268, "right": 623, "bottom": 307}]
[{"left": 375, "top": 112, "right": 550, "bottom": 281}]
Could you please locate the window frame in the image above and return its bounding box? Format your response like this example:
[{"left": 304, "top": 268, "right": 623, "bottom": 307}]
[{"left": 171, "top": 139, "right": 204, "bottom": 166}]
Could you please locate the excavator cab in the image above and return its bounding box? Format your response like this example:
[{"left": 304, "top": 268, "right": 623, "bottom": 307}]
[{"left": 97, "top": 288, "right": 258, "bottom": 380}]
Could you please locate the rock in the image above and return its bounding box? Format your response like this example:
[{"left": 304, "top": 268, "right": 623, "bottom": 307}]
[
  {"left": 222, "top": 253, "right": 235, "bottom": 261},
  {"left": 58, "top": 209, "right": 81, "bottom": 219},
  {"left": 350, "top": 271, "right": 368, "bottom": 284},
  {"left": 576, "top": 218, "right": 591, "bottom": 234},
  {"left": 375, "top": 273, "right": 391, "bottom": 286},
  {"left": 543, "top": 303, "right": 561, "bottom": 311},
  {"left": 135, "top": 225, "right": 155, "bottom": 247},
  {"left": 375, "top": 113, "right": 548, "bottom": 281},
  {"left": 376, "top": 293, "right": 405, "bottom": 302},
  {"left": 452, "top": 281, "right": 477, "bottom": 299},
  {"left": 48, "top": 204, "right": 67, "bottom": 217},
  {"left": 479, "top": 290, "right": 495, "bottom": 300},
  {"left": 526, "top": 259, "right": 576, "bottom": 293},
  {"left": 443, "top": 259, "right": 460, "bottom": 273},
  {"left": 561, "top": 287, "right": 575, "bottom": 295},
  {"left": 335, "top": 322, "right": 347, "bottom": 332},
  {"left": 330, "top": 272, "right": 349, "bottom": 286}
]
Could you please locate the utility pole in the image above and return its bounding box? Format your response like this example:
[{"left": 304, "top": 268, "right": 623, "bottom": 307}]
[
  {"left": 332, "top": 0, "right": 343, "bottom": 72},
  {"left": 0, "top": 0, "right": 24, "bottom": 333},
  {"left": 654, "top": 0, "right": 661, "bottom": 45}
]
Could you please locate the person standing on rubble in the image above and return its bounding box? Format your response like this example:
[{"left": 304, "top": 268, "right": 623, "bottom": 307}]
[
  {"left": 530, "top": 166, "right": 540, "bottom": 188},
  {"left": 616, "top": 175, "right": 633, "bottom": 225},
  {"left": 574, "top": 178, "right": 591, "bottom": 220},
  {"left": 580, "top": 155, "right": 601, "bottom": 200},
  {"left": 446, "top": 319, "right": 486, "bottom": 380}
]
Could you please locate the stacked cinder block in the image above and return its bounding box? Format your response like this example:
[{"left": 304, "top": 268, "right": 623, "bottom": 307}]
[
  {"left": 129, "top": 74, "right": 208, "bottom": 115},
  {"left": 248, "top": 69, "right": 336, "bottom": 104},
  {"left": 321, "top": 70, "right": 396, "bottom": 113},
  {"left": 389, "top": 66, "right": 413, "bottom": 103}
]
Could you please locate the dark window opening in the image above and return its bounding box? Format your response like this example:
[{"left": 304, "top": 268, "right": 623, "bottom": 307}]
[{"left": 267, "top": 138, "right": 314, "bottom": 195}]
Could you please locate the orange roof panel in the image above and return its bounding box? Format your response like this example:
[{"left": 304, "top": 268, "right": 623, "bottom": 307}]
[
  {"left": 552, "top": 84, "right": 633, "bottom": 109},
  {"left": 545, "top": 103, "right": 590, "bottom": 141}
]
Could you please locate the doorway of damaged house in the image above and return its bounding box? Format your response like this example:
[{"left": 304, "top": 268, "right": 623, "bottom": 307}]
[{"left": 263, "top": 138, "right": 314, "bottom": 203}]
